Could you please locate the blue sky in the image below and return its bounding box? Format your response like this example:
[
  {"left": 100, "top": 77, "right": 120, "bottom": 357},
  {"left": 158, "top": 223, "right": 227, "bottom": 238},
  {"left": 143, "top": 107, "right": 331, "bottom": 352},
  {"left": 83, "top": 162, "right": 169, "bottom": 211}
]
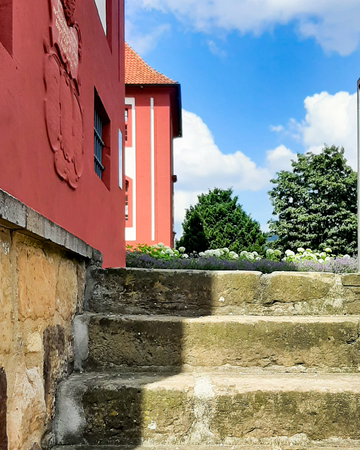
[{"left": 126, "top": 0, "right": 360, "bottom": 237}]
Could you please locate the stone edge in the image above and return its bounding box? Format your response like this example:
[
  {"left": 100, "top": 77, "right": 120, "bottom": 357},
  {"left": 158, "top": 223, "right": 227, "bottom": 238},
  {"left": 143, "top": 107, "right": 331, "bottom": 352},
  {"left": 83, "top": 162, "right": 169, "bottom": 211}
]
[{"left": 0, "top": 188, "right": 95, "bottom": 260}]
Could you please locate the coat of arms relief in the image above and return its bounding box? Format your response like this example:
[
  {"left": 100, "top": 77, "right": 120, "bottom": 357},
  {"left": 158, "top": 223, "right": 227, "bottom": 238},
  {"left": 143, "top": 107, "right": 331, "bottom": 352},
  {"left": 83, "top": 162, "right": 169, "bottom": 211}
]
[{"left": 44, "top": 0, "right": 84, "bottom": 189}]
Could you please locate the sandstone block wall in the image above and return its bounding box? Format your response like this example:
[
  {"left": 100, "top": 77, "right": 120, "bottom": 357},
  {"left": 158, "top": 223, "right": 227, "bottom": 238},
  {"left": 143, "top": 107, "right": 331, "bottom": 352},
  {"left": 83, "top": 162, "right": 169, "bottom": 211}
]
[
  {"left": 0, "top": 226, "right": 88, "bottom": 450},
  {"left": 90, "top": 268, "right": 360, "bottom": 317}
]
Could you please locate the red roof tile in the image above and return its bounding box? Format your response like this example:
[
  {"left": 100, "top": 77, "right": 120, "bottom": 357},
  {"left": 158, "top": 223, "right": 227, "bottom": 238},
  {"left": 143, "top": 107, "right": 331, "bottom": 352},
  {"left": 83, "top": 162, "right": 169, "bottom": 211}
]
[{"left": 125, "top": 43, "right": 177, "bottom": 85}]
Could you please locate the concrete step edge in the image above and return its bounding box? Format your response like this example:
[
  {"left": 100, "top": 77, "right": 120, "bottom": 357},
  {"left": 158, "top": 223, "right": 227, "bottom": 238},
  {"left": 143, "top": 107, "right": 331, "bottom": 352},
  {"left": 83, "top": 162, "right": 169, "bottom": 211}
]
[
  {"left": 58, "top": 371, "right": 360, "bottom": 392},
  {"left": 54, "top": 372, "right": 360, "bottom": 446},
  {"left": 81, "top": 313, "right": 360, "bottom": 372},
  {"left": 87, "top": 268, "right": 360, "bottom": 317},
  {"left": 79, "top": 313, "right": 360, "bottom": 323},
  {"left": 52, "top": 442, "right": 360, "bottom": 449}
]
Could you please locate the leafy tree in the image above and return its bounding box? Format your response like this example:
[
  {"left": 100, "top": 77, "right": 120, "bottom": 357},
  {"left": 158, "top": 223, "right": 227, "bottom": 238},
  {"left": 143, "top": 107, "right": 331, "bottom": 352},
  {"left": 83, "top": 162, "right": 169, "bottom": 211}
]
[
  {"left": 178, "top": 188, "right": 266, "bottom": 254},
  {"left": 179, "top": 210, "right": 208, "bottom": 253},
  {"left": 268, "top": 145, "right": 357, "bottom": 255}
]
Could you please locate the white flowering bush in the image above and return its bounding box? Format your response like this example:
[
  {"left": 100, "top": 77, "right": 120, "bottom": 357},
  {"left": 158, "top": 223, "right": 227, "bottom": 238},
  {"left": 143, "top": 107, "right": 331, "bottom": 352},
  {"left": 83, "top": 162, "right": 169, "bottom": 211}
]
[
  {"left": 126, "top": 243, "right": 356, "bottom": 273},
  {"left": 265, "top": 248, "right": 282, "bottom": 261},
  {"left": 197, "top": 248, "right": 264, "bottom": 261},
  {"left": 282, "top": 247, "right": 338, "bottom": 264},
  {"left": 197, "top": 247, "right": 343, "bottom": 265}
]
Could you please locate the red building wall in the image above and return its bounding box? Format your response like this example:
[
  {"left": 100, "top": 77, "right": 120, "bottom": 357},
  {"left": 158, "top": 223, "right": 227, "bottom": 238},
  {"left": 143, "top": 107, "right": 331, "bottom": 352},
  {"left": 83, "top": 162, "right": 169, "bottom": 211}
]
[
  {"left": 0, "top": 0, "right": 125, "bottom": 267},
  {"left": 125, "top": 87, "right": 176, "bottom": 247}
]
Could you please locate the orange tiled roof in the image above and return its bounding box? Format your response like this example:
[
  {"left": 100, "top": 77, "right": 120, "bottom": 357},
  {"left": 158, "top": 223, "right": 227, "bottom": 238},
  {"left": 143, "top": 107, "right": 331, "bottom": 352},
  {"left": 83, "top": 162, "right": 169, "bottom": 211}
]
[{"left": 125, "top": 43, "right": 177, "bottom": 85}]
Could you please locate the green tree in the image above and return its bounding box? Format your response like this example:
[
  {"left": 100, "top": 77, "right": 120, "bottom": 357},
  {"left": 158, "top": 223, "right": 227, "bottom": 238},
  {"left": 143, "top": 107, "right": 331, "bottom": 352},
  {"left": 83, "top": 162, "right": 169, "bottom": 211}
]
[
  {"left": 268, "top": 145, "right": 357, "bottom": 255},
  {"left": 178, "top": 210, "right": 208, "bottom": 253},
  {"left": 178, "top": 188, "right": 266, "bottom": 254}
]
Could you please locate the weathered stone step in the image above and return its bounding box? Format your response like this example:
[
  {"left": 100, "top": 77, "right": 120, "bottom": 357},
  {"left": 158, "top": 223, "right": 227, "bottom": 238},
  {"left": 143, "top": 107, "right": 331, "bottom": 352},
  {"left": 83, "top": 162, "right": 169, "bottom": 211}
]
[
  {"left": 52, "top": 444, "right": 360, "bottom": 450},
  {"left": 54, "top": 372, "right": 360, "bottom": 446},
  {"left": 78, "top": 314, "right": 360, "bottom": 372},
  {"left": 86, "top": 268, "right": 360, "bottom": 317}
]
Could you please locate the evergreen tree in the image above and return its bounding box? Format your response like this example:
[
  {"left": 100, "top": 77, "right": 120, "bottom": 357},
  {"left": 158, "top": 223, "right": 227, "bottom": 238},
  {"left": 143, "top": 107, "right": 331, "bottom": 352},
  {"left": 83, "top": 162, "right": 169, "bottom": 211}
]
[
  {"left": 268, "top": 145, "right": 357, "bottom": 254},
  {"left": 178, "top": 188, "right": 266, "bottom": 254},
  {"left": 179, "top": 210, "right": 208, "bottom": 253}
]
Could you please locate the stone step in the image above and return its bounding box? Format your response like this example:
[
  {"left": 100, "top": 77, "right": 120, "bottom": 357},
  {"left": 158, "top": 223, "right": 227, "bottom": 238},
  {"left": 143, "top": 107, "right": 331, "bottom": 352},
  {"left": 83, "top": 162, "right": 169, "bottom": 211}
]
[
  {"left": 54, "top": 372, "right": 360, "bottom": 446},
  {"left": 77, "top": 314, "right": 360, "bottom": 372},
  {"left": 52, "top": 445, "right": 360, "bottom": 450},
  {"left": 86, "top": 268, "right": 360, "bottom": 317}
]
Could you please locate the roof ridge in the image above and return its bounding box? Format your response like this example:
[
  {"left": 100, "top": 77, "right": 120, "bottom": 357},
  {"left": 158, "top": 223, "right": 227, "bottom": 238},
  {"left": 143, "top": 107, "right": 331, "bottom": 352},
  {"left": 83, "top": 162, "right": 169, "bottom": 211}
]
[{"left": 125, "top": 42, "right": 177, "bottom": 85}]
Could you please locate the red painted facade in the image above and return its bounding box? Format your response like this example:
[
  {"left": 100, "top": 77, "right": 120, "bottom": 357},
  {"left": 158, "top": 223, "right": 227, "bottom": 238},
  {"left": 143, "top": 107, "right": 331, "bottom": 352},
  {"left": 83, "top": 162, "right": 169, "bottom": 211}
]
[
  {"left": 0, "top": 0, "right": 125, "bottom": 267},
  {"left": 125, "top": 45, "right": 182, "bottom": 248}
]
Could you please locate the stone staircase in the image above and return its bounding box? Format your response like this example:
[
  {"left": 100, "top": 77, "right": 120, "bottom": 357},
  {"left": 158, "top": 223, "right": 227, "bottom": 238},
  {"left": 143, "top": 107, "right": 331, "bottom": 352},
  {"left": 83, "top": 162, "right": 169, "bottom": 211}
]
[{"left": 52, "top": 268, "right": 360, "bottom": 449}]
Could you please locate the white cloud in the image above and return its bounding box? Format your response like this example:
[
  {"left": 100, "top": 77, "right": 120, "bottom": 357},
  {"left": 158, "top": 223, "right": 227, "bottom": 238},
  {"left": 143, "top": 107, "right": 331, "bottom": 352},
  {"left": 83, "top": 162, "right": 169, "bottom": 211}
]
[
  {"left": 175, "top": 111, "right": 269, "bottom": 192},
  {"left": 174, "top": 110, "right": 295, "bottom": 235},
  {"left": 266, "top": 145, "right": 295, "bottom": 172},
  {"left": 174, "top": 190, "right": 201, "bottom": 225},
  {"left": 207, "top": 40, "right": 227, "bottom": 58},
  {"left": 290, "top": 91, "right": 357, "bottom": 168},
  {"left": 269, "top": 125, "right": 284, "bottom": 133},
  {"left": 128, "top": 0, "right": 360, "bottom": 55},
  {"left": 125, "top": 21, "right": 171, "bottom": 54}
]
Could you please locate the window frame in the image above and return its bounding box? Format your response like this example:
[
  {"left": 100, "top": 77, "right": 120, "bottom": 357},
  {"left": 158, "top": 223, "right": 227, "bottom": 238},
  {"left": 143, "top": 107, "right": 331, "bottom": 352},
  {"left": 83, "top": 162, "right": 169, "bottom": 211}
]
[{"left": 94, "top": 90, "right": 111, "bottom": 189}]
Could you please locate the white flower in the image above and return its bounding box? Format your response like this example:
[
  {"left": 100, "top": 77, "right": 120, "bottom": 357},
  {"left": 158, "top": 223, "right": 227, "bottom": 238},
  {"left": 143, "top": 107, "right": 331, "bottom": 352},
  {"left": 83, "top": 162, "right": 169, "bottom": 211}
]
[
  {"left": 266, "top": 249, "right": 274, "bottom": 255},
  {"left": 274, "top": 250, "right": 282, "bottom": 256},
  {"left": 343, "top": 254, "right": 351, "bottom": 259},
  {"left": 285, "top": 250, "right": 295, "bottom": 257},
  {"left": 178, "top": 246, "right": 186, "bottom": 253},
  {"left": 297, "top": 248, "right": 305, "bottom": 253},
  {"left": 157, "top": 242, "right": 165, "bottom": 248},
  {"left": 205, "top": 248, "right": 222, "bottom": 257},
  {"left": 325, "top": 247, "right": 332, "bottom": 253},
  {"left": 181, "top": 254, "right": 189, "bottom": 258},
  {"left": 222, "top": 247, "right": 229, "bottom": 253},
  {"left": 199, "top": 252, "right": 205, "bottom": 257},
  {"left": 229, "top": 251, "right": 238, "bottom": 259}
]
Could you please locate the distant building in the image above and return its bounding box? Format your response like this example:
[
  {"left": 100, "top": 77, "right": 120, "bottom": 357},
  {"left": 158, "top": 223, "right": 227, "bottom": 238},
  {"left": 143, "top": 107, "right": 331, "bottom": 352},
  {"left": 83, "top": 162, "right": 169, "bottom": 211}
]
[
  {"left": 124, "top": 43, "right": 182, "bottom": 248},
  {"left": 0, "top": 0, "right": 126, "bottom": 267}
]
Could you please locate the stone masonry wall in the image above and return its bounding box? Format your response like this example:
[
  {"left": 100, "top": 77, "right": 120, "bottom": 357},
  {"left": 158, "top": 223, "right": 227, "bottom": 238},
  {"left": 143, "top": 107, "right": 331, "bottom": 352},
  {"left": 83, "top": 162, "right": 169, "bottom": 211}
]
[
  {"left": 0, "top": 228, "right": 86, "bottom": 450},
  {"left": 0, "top": 190, "right": 96, "bottom": 450}
]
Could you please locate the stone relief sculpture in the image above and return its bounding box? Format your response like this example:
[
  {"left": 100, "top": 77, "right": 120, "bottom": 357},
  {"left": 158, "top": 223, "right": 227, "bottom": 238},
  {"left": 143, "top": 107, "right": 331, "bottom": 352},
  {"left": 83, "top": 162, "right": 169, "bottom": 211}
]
[
  {"left": 61, "top": 0, "right": 76, "bottom": 25},
  {"left": 44, "top": 0, "right": 84, "bottom": 189}
]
